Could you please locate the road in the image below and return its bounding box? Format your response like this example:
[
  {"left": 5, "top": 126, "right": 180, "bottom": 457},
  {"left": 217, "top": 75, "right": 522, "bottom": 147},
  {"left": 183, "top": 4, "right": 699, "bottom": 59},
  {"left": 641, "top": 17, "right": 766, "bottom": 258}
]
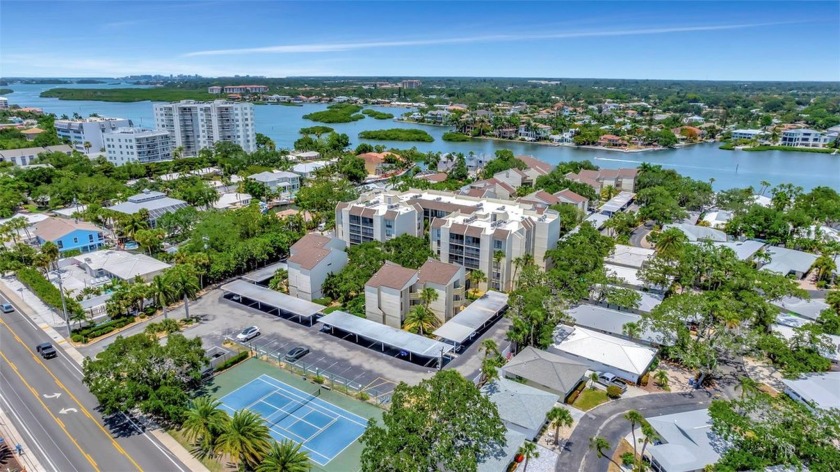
[
  {"left": 556, "top": 390, "right": 714, "bottom": 472},
  {"left": 0, "top": 295, "right": 189, "bottom": 472}
]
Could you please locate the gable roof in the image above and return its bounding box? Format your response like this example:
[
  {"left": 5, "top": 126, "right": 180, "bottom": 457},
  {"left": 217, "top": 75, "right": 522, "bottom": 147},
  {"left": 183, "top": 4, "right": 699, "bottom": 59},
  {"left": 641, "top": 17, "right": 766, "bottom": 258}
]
[
  {"left": 663, "top": 223, "right": 727, "bottom": 242},
  {"left": 288, "top": 233, "right": 341, "bottom": 270},
  {"left": 366, "top": 261, "right": 418, "bottom": 290},
  {"left": 761, "top": 246, "right": 818, "bottom": 275},
  {"left": 502, "top": 346, "right": 588, "bottom": 395},
  {"left": 520, "top": 190, "right": 561, "bottom": 206},
  {"left": 417, "top": 259, "right": 462, "bottom": 286},
  {"left": 34, "top": 217, "right": 101, "bottom": 241},
  {"left": 481, "top": 378, "right": 559, "bottom": 437},
  {"left": 554, "top": 188, "right": 588, "bottom": 204}
]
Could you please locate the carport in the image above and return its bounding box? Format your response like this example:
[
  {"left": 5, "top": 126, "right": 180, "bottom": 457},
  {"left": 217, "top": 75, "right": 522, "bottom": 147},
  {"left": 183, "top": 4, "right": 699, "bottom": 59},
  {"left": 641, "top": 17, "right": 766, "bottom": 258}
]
[
  {"left": 221, "top": 279, "right": 322, "bottom": 325},
  {"left": 242, "top": 261, "right": 288, "bottom": 285},
  {"left": 319, "top": 310, "right": 454, "bottom": 368},
  {"left": 433, "top": 290, "right": 508, "bottom": 348}
]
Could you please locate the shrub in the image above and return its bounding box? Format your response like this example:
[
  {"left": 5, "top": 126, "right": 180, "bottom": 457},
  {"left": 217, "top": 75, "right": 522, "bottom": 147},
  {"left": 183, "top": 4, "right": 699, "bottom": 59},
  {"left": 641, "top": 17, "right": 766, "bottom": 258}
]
[
  {"left": 71, "top": 333, "right": 83, "bottom": 343},
  {"left": 312, "top": 297, "right": 332, "bottom": 306},
  {"left": 357, "top": 391, "right": 370, "bottom": 401},
  {"left": 565, "top": 381, "right": 587, "bottom": 404},
  {"left": 606, "top": 385, "right": 623, "bottom": 399},
  {"left": 17, "top": 267, "right": 84, "bottom": 317},
  {"left": 640, "top": 372, "right": 650, "bottom": 387},
  {"left": 312, "top": 375, "right": 325, "bottom": 384},
  {"left": 73, "top": 317, "right": 134, "bottom": 339},
  {"left": 214, "top": 351, "right": 249, "bottom": 372},
  {"left": 621, "top": 452, "right": 636, "bottom": 467}
]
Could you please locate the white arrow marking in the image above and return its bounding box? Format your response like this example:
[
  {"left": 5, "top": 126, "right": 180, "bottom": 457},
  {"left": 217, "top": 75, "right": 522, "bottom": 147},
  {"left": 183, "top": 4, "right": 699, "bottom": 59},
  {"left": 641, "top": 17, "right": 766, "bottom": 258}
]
[
  {"left": 43, "top": 393, "right": 61, "bottom": 399},
  {"left": 59, "top": 408, "right": 78, "bottom": 414}
]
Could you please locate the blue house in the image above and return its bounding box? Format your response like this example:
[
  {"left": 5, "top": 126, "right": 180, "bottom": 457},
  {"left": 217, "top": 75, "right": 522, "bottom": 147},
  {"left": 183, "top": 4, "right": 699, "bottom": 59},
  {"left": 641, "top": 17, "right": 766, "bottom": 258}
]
[{"left": 34, "top": 217, "right": 105, "bottom": 254}]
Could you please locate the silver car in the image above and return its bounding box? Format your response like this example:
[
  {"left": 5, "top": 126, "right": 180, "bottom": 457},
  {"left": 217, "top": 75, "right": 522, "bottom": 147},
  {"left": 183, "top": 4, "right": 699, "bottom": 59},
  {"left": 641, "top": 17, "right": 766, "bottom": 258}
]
[{"left": 236, "top": 326, "right": 260, "bottom": 341}]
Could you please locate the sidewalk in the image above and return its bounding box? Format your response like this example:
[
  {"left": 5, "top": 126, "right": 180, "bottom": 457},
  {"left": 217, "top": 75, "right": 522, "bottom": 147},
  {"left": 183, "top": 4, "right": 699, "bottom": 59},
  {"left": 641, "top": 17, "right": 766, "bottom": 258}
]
[
  {"left": 0, "top": 277, "right": 209, "bottom": 472},
  {"left": 0, "top": 405, "right": 47, "bottom": 472}
]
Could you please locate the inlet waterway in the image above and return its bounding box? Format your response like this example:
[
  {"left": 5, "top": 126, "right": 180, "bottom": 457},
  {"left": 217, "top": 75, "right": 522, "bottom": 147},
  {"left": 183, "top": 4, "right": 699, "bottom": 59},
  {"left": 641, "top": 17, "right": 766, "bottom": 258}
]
[{"left": 6, "top": 82, "right": 839, "bottom": 191}]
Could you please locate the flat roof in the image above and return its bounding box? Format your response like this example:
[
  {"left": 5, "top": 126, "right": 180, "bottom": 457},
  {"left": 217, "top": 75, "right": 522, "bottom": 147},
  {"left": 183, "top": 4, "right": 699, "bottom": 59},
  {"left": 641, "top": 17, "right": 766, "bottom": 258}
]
[
  {"left": 568, "top": 304, "right": 665, "bottom": 344},
  {"left": 221, "top": 279, "right": 322, "bottom": 319},
  {"left": 600, "top": 191, "right": 634, "bottom": 214},
  {"left": 242, "top": 261, "right": 288, "bottom": 283},
  {"left": 319, "top": 310, "right": 454, "bottom": 357},
  {"left": 781, "top": 372, "right": 840, "bottom": 410},
  {"left": 433, "top": 291, "right": 508, "bottom": 344}
]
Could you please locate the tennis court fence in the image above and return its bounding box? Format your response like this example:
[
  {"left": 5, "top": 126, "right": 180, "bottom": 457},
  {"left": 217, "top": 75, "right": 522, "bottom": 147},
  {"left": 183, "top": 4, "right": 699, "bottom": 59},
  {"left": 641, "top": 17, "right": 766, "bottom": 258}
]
[{"left": 223, "top": 334, "right": 392, "bottom": 406}]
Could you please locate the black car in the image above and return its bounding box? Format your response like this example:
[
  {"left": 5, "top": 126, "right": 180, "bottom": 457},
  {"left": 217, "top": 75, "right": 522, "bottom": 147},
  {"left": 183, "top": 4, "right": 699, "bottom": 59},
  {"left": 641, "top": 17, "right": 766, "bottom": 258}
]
[
  {"left": 36, "top": 342, "right": 57, "bottom": 359},
  {"left": 284, "top": 346, "right": 310, "bottom": 363}
]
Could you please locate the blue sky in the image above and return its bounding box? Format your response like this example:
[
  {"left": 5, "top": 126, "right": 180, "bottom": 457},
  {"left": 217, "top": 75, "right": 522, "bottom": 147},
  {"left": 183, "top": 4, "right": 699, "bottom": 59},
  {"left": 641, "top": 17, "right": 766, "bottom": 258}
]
[{"left": 2, "top": 1, "right": 839, "bottom": 80}]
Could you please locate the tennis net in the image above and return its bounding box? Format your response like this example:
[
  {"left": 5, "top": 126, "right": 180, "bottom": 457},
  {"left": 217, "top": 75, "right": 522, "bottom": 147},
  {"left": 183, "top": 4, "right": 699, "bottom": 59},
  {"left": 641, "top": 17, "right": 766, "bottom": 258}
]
[{"left": 270, "top": 388, "right": 320, "bottom": 426}]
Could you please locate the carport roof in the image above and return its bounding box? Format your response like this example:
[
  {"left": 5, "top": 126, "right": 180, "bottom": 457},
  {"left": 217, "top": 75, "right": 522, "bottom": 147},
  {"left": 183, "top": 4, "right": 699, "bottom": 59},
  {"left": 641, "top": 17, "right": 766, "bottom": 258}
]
[
  {"left": 221, "top": 279, "right": 322, "bottom": 319},
  {"left": 242, "top": 261, "right": 288, "bottom": 283},
  {"left": 319, "top": 310, "right": 454, "bottom": 357},
  {"left": 433, "top": 290, "right": 508, "bottom": 344}
]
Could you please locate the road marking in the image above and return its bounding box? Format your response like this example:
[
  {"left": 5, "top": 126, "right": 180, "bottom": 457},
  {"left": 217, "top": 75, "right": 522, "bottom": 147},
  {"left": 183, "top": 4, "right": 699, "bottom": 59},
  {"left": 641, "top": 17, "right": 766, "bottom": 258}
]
[
  {"left": 0, "top": 385, "right": 63, "bottom": 472},
  {"left": 43, "top": 392, "right": 62, "bottom": 399},
  {"left": 0, "top": 350, "right": 100, "bottom": 472},
  {"left": 0, "top": 317, "right": 142, "bottom": 472},
  {"left": 60, "top": 407, "right": 79, "bottom": 414}
]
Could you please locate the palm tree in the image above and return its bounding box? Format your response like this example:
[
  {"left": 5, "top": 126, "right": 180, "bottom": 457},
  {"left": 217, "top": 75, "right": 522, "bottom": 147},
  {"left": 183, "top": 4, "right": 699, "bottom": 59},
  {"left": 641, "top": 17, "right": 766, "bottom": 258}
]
[
  {"left": 151, "top": 274, "right": 173, "bottom": 319},
  {"left": 40, "top": 241, "right": 60, "bottom": 271},
  {"left": 588, "top": 436, "right": 622, "bottom": 469},
  {"left": 468, "top": 269, "right": 487, "bottom": 295},
  {"left": 600, "top": 185, "right": 618, "bottom": 201},
  {"left": 182, "top": 397, "right": 230, "bottom": 456},
  {"left": 638, "top": 421, "right": 660, "bottom": 466},
  {"left": 420, "top": 286, "right": 439, "bottom": 310},
  {"left": 547, "top": 406, "right": 573, "bottom": 446},
  {"left": 120, "top": 214, "right": 148, "bottom": 242},
  {"left": 256, "top": 440, "right": 310, "bottom": 472},
  {"left": 167, "top": 264, "right": 200, "bottom": 320},
  {"left": 518, "top": 441, "right": 539, "bottom": 471},
  {"left": 403, "top": 305, "right": 439, "bottom": 336},
  {"left": 83, "top": 141, "right": 92, "bottom": 154},
  {"left": 479, "top": 339, "right": 503, "bottom": 384},
  {"left": 654, "top": 369, "right": 669, "bottom": 390},
  {"left": 624, "top": 410, "right": 645, "bottom": 469},
  {"left": 812, "top": 255, "right": 837, "bottom": 284},
  {"left": 653, "top": 229, "right": 686, "bottom": 260},
  {"left": 215, "top": 409, "right": 271, "bottom": 469},
  {"left": 759, "top": 180, "right": 771, "bottom": 196}
]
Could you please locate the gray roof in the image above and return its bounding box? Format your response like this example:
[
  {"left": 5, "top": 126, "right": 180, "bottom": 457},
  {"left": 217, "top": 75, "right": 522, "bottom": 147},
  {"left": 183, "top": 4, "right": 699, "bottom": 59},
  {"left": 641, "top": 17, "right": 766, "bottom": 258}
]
[
  {"left": 663, "top": 223, "right": 727, "bottom": 242},
  {"left": 107, "top": 190, "right": 188, "bottom": 219},
  {"left": 590, "top": 286, "right": 663, "bottom": 313},
  {"left": 477, "top": 428, "right": 527, "bottom": 472},
  {"left": 79, "top": 292, "right": 113, "bottom": 310},
  {"left": 433, "top": 290, "right": 508, "bottom": 344},
  {"left": 711, "top": 240, "right": 765, "bottom": 261},
  {"left": 647, "top": 409, "right": 724, "bottom": 472},
  {"left": 761, "top": 246, "right": 818, "bottom": 276},
  {"left": 771, "top": 296, "right": 829, "bottom": 321},
  {"left": 781, "top": 372, "right": 840, "bottom": 410},
  {"left": 481, "top": 378, "right": 559, "bottom": 440},
  {"left": 221, "top": 279, "right": 323, "bottom": 319},
  {"left": 242, "top": 261, "right": 288, "bottom": 284},
  {"left": 502, "top": 346, "right": 588, "bottom": 395},
  {"left": 319, "top": 310, "right": 454, "bottom": 357},
  {"left": 600, "top": 191, "right": 634, "bottom": 214},
  {"left": 567, "top": 304, "right": 665, "bottom": 344},
  {"left": 250, "top": 170, "right": 299, "bottom": 183}
]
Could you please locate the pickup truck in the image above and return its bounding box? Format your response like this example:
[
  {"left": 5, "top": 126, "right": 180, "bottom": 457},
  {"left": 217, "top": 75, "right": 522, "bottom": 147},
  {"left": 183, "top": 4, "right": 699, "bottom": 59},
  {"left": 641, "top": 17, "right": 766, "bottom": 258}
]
[
  {"left": 596, "top": 371, "right": 627, "bottom": 393},
  {"left": 36, "top": 342, "right": 58, "bottom": 359}
]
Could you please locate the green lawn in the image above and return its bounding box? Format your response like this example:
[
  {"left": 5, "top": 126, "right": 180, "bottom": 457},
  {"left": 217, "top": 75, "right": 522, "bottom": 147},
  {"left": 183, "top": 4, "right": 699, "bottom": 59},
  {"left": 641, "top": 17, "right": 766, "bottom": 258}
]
[{"left": 573, "top": 389, "right": 610, "bottom": 411}]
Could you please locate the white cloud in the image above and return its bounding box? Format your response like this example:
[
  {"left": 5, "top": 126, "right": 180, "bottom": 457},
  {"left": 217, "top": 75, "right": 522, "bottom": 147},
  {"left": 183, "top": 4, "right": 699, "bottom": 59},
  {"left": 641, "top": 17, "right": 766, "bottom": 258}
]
[{"left": 184, "top": 22, "right": 791, "bottom": 57}]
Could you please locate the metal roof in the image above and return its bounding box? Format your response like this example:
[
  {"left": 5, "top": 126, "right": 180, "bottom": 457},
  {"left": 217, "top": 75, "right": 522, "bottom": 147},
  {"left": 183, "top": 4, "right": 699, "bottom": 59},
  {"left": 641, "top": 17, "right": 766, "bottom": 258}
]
[
  {"left": 646, "top": 409, "right": 723, "bottom": 472},
  {"left": 567, "top": 304, "right": 665, "bottom": 344},
  {"left": 551, "top": 325, "right": 658, "bottom": 376},
  {"left": 771, "top": 296, "right": 829, "bottom": 321},
  {"left": 781, "top": 372, "right": 840, "bottom": 410},
  {"left": 221, "top": 279, "right": 322, "bottom": 319},
  {"left": 711, "top": 240, "right": 765, "bottom": 261},
  {"left": 761, "top": 246, "right": 818, "bottom": 276},
  {"left": 433, "top": 291, "right": 508, "bottom": 344},
  {"left": 319, "top": 310, "right": 453, "bottom": 357},
  {"left": 600, "top": 191, "right": 634, "bottom": 214},
  {"left": 663, "top": 223, "right": 727, "bottom": 242}
]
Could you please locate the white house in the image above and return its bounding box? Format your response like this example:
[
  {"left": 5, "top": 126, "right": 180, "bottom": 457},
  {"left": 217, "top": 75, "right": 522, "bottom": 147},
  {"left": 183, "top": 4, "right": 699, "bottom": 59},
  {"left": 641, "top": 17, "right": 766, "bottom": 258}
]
[
  {"left": 549, "top": 324, "right": 657, "bottom": 384},
  {"left": 781, "top": 372, "right": 840, "bottom": 411},
  {"left": 287, "top": 234, "right": 347, "bottom": 302},
  {"left": 248, "top": 171, "right": 301, "bottom": 200},
  {"left": 730, "top": 129, "right": 764, "bottom": 141}
]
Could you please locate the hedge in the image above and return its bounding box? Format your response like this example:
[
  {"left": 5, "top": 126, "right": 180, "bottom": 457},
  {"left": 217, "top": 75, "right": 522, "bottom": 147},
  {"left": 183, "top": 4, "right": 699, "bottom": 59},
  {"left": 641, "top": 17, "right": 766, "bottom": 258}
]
[
  {"left": 72, "top": 317, "right": 134, "bottom": 340},
  {"left": 17, "top": 267, "right": 84, "bottom": 317},
  {"left": 214, "top": 351, "right": 250, "bottom": 372},
  {"left": 565, "top": 380, "right": 588, "bottom": 404},
  {"left": 606, "top": 385, "right": 623, "bottom": 399}
]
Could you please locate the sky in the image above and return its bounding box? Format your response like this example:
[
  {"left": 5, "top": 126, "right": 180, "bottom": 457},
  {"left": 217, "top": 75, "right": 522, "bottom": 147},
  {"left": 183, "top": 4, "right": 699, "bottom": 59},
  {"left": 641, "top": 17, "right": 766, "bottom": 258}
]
[{"left": 1, "top": 1, "right": 839, "bottom": 81}]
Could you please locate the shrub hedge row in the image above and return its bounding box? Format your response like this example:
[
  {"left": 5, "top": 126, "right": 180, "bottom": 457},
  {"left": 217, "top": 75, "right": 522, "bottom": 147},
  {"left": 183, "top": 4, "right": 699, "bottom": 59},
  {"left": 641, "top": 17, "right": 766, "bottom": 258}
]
[
  {"left": 17, "top": 268, "right": 84, "bottom": 317},
  {"left": 71, "top": 317, "right": 134, "bottom": 342},
  {"left": 214, "top": 351, "right": 250, "bottom": 372}
]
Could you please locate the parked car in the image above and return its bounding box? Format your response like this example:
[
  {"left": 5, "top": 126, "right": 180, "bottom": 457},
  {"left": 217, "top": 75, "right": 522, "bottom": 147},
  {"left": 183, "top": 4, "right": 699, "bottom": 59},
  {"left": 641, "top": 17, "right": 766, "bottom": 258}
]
[
  {"left": 284, "top": 346, "right": 310, "bottom": 363},
  {"left": 36, "top": 342, "right": 57, "bottom": 359},
  {"left": 596, "top": 372, "right": 627, "bottom": 392},
  {"left": 236, "top": 326, "right": 260, "bottom": 342},
  {"left": 1, "top": 303, "right": 13, "bottom": 313}
]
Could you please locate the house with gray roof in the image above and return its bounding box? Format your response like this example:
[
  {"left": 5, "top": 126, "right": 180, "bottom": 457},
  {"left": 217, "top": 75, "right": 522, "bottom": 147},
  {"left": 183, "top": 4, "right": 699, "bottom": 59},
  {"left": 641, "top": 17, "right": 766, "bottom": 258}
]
[
  {"left": 760, "top": 246, "right": 818, "bottom": 279},
  {"left": 481, "top": 378, "right": 559, "bottom": 440},
  {"left": 711, "top": 240, "right": 765, "bottom": 261},
  {"left": 477, "top": 428, "right": 527, "bottom": 472},
  {"left": 106, "top": 190, "right": 189, "bottom": 227},
  {"left": 782, "top": 372, "right": 840, "bottom": 411},
  {"left": 248, "top": 170, "right": 301, "bottom": 200},
  {"left": 663, "top": 223, "right": 727, "bottom": 242},
  {"left": 645, "top": 409, "right": 726, "bottom": 472},
  {"left": 771, "top": 296, "right": 830, "bottom": 321},
  {"left": 502, "top": 346, "right": 588, "bottom": 400},
  {"left": 567, "top": 304, "right": 666, "bottom": 346}
]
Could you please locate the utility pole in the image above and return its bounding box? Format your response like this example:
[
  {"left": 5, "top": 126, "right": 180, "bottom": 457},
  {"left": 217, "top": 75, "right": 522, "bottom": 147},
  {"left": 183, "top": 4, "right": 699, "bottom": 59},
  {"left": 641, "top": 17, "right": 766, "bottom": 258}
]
[{"left": 54, "top": 264, "right": 71, "bottom": 335}]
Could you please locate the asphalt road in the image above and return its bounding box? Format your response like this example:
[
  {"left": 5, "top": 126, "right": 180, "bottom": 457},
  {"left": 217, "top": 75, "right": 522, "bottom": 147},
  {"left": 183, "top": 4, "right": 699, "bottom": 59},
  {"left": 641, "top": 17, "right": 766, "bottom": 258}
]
[
  {"left": 557, "top": 390, "right": 714, "bottom": 472},
  {"left": 0, "top": 296, "right": 189, "bottom": 472}
]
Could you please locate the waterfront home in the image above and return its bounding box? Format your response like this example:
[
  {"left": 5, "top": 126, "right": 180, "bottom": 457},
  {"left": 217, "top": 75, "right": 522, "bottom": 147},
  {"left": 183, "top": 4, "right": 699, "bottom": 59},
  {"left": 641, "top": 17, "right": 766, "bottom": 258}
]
[
  {"left": 213, "top": 192, "right": 253, "bottom": 210},
  {"left": 291, "top": 160, "right": 332, "bottom": 179},
  {"left": 598, "top": 134, "right": 627, "bottom": 147},
  {"left": 730, "top": 129, "right": 764, "bottom": 141},
  {"left": 288, "top": 150, "right": 321, "bottom": 161},
  {"left": 781, "top": 128, "right": 836, "bottom": 148},
  {"left": 34, "top": 217, "right": 105, "bottom": 254},
  {"left": 358, "top": 152, "right": 399, "bottom": 176},
  {"left": 288, "top": 233, "right": 347, "bottom": 302}
]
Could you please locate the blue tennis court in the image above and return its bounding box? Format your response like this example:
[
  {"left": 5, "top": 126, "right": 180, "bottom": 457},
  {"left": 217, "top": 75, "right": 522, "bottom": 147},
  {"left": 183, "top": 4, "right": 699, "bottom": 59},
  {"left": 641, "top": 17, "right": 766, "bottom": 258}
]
[{"left": 219, "top": 374, "right": 368, "bottom": 465}]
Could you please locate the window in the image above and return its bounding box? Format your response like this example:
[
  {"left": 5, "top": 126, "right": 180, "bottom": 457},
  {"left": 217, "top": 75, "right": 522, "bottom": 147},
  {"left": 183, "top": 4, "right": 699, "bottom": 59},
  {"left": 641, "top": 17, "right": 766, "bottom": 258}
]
[{"left": 73, "top": 237, "right": 78, "bottom": 243}]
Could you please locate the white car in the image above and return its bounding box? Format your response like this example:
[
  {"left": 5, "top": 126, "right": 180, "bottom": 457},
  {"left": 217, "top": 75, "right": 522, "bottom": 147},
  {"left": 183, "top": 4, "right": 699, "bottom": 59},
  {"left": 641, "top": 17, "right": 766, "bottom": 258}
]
[{"left": 236, "top": 326, "right": 260, "bottom": 342}]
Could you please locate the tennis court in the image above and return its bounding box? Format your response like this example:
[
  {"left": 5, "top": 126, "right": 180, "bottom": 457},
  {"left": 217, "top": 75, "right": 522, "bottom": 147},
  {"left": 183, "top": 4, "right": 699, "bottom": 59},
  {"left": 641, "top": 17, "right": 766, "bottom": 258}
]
[{"left": 219, "top": 374, "right": 368, "bottom": 466}]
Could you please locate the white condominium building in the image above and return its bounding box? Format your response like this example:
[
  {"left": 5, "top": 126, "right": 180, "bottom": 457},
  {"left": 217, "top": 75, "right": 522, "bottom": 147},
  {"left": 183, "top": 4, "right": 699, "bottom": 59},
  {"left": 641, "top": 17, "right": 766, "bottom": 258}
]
[
  {"left": 103, "top": 128, "right": 172, "bottom": 165},
  {"left": 153, "top": 100, "right": 256, "bottom": 156},
  {"left": 55, "top": 116, "right": 132, "bottom": 153},
  {"left": 336, "top": 190, "right": 561, "bottom": 291}
]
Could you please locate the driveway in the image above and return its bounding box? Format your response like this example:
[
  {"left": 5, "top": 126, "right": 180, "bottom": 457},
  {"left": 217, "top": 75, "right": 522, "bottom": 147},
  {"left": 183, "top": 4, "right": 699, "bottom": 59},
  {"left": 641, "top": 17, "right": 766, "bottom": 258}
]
[{"left": 557, "top": 390, "right": 714, "bottom": 472}]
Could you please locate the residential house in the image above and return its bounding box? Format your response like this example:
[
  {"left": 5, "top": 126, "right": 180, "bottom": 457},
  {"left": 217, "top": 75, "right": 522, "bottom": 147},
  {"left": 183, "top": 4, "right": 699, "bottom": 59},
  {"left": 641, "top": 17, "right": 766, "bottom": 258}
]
[
  {"left": 460, "top": 178, "right": 516, "bottom": 200},
  {"left": 107, "top": 190, "right": 189, "bottom": 228},
  {"left": 781, "top": 128, "right": 835, "bottom": 148},
  {"left": 291, "top": 161, "right": 332, "bottom": 179},
  {"left": 781, "top": 372, "right": 840, "bottom": 411},
  {"left": 501, "top": 346, "right": 588, "bottom": 400},
  {"left": 33, "top": 217, "right": 104, "bottom": 254},
  {"left": 549, "top": 324, "right": 658, "bottom": 384},
  {"left": 287, "top": 234, "right": 347, "bottom": 302},
  {"left": 771, "top": 295, "right": 830, "bottom": 321},
  {"left": 759, "top": 246, "right": 818, "bottom": 279},
  {"left": 480, "top": 378, "right": 559, "bottom": 441},
  {"left": 598, "top": 134, "right": 627, "bottom": 147},
  {"left": 730, "top": 129, "right": 764, "bottom": 141},
  {"left": 358, "top": 152, "right": 399, "bottom": 176},
  {"left": 711, "top": 240, "right": 765, "bottom": 261},
  {"left": 645, "top": 409, "right": 724, "bottom": 472},
  {"left": 71, "top": 250, "right": 171, "bottom": 283},
  {"left": 416, "top": 259, "right": 465, "bottom": 322},
  {"left": 662, "top": 223, "right": 727, "bottom": 242},
  {"left": 213, "top": 192, "right": 253, "bottom": 210},
  {"left": 248, "top": 171, "right": 301, "bottom": 200},
  {"left": 567, "top": 303, "right": 665, "bottom": 346},
  {"left": 21, "top": 128, "right": 45, "bottom": 140},
  {"left": 364, "top": 262, "right": 420, "bottom": 328},
  {"left": 566, "top": 168, "right": 638, "bottom": 193},
  {"left": 289, "top": 150, "right": 321, "bottom": 161},
  {"left": 604, "top": 244, "right": 656, "bottom": 290},
  {"left": 701, "top": 210, "right": 733, "bottom": 229}
]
